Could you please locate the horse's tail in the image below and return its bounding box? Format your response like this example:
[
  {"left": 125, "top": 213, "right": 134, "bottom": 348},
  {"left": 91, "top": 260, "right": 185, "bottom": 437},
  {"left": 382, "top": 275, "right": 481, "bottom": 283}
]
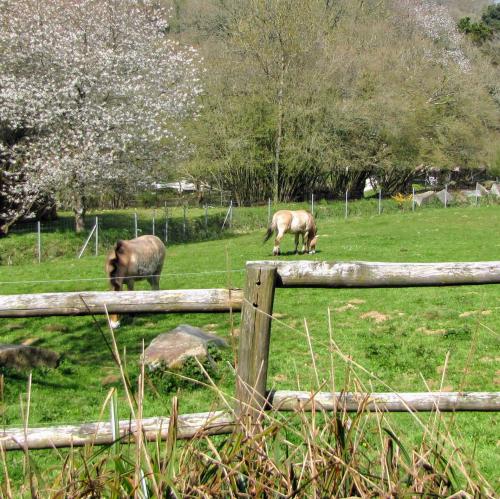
[{"left": 263, "top": 220, "right": 276, "bottom": 243}]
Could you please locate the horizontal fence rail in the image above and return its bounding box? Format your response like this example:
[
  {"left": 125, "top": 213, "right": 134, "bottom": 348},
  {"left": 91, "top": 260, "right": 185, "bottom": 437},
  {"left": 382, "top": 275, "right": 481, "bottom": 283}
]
[
  {"left": 269, "top": 391, "right": 500, "bottom": 412},
  {"left": 0, "top": 289, "right": 243, "bottom": 318},
  {"left": 0, "top": 411, "right": 234, "bottom": 451},
  {"left": 253, "top": 260, "right": 500, "bottom": 288},
  {"left": 2, "top": 391, "right": 498, "bottom": 450}
]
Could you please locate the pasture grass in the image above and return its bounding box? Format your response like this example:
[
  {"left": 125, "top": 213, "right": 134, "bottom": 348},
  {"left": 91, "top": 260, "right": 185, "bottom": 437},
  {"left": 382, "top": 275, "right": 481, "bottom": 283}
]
[{"left": 0, "top": 203, "right": 500, "bottom": 491}]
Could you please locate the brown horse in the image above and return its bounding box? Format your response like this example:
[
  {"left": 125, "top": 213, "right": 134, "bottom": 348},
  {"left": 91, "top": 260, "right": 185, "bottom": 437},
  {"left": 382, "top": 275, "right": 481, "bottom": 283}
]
[
  {"left": 105, "top": 235, "right": 166, "bottom": 328},
  {"left": 264, "top": 210, "right": 317, "bottom": 256}
]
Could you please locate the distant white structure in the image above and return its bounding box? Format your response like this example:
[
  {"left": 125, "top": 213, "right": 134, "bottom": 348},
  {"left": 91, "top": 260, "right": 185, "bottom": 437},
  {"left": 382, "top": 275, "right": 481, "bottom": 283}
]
[
  {"left": 152, "top": 180, "right": 210, "bottom": 193},
  {"left": 364, "top": 177, "right": 377, "bottom": 193}
]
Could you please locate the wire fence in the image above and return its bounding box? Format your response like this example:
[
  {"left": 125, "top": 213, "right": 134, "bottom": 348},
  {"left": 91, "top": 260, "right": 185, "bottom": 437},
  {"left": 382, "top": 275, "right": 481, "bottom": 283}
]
[{"left": 3, "top": 183, "right": 500, "bottom": 265}]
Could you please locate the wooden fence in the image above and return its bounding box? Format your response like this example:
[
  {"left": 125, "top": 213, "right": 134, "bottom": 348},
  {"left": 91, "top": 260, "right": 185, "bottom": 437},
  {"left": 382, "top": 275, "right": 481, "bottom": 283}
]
[{"left": 1, "top": 260, "right": 500, "bottom": 451}]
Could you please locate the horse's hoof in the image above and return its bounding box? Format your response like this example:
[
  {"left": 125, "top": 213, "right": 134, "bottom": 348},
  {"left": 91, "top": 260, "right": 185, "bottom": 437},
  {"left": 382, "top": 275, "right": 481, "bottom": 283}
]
[
  {"left": 109, "top": 320, "right": 121, "bottom": 330},
  {"left": 309, "top": 250, "right": 316, "bottom": 255}
]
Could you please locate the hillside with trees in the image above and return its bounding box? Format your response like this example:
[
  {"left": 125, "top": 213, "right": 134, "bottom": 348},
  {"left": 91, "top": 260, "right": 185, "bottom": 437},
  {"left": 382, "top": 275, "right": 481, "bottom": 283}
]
[
  {"left": 180, "top": 0, "right": 500, "bottom": 204},
  {"left": 1, "top": 0, "right": 499, "bottom": 230}
]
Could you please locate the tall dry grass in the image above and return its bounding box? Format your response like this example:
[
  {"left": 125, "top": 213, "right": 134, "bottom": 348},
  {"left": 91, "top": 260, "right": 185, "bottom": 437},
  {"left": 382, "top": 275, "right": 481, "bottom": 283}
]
[{"left": 0, "top": 311, "right": 496, "bottom": 498}]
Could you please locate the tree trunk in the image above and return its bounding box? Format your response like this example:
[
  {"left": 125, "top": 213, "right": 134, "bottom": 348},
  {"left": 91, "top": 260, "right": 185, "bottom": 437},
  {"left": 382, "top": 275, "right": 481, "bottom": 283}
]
[
  {"left": 73, "top": 193, "right": 86, "bottom": 233},
  {"left": 273, "top": 55, "right": 285, "bottom": 205}
]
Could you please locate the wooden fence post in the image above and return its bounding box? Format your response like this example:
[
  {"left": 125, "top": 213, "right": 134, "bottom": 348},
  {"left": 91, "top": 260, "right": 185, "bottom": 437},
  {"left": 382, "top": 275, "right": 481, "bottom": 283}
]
[{"left": 236, "top": 264, "right": 277, "bottom": 422}]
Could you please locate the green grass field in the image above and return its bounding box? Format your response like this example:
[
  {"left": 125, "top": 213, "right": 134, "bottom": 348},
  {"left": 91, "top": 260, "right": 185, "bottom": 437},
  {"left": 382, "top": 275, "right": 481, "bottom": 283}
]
[{"left": 1, "top": 203, "right": 499, "bottom": 488}]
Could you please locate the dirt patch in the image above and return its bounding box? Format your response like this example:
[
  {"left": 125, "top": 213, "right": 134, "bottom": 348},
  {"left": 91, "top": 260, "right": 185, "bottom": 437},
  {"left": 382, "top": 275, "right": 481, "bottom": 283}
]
[
  {"left": 480, "top": 356, "right": 500, "bottom": 363},
  {"left": 43, "top": 323, "right": 69, "bottom": 333},
  {"left": 273, "top": 313, "right": 287, "bottom": 319},
  {"left": 459, "top": 310, "right": 492, "bottom": 318},
  {"left": 3, "top": 323, "right": 24, "bottom": 331},
  {"left": 273, "top": 374, "right": 288, "bottom": 382},
  {"left": 101, "top": 374, "right": 121, "bottom": 386},
  {"left": 417, "top": 327, "right": 447, "bottom": 336},
  {"left": 21, "top": 338, "right": 41, "bottom": 346},
  {"left": 335, "top": 303, "right": 357, "bottom": 313},
  {"left": 360, "top": 311, "right": 389, "bottom": 323},
  {"left": 348, "top": 299, "right": 365, "bottom": 305}
]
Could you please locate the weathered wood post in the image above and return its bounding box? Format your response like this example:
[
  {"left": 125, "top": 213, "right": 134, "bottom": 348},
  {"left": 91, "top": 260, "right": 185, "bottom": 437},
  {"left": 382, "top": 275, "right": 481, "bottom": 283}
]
[{"left": 236, "top": 264, "right": 277, "bottom": 423}]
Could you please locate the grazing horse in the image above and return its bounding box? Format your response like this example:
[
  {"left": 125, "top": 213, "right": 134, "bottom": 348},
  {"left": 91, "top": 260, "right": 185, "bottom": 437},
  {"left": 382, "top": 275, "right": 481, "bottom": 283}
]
[
  {"left": 264, "top": 210, "right": 317, "bottom": 256},
  {"left": 105, "top": 235, "right": 166, "bottom": 329}
]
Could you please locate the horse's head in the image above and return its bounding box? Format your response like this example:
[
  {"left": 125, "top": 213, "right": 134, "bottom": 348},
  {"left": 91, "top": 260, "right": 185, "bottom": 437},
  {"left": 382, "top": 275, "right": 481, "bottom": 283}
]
[
  {"left": 309, "top": 222, "right": 318, "bottom": 254},
  {"left": 105, "top": 241, "right": 130, "bottom": 287},
  {"left": 309, "top": 234, "right": 317, "bottom": 254}
]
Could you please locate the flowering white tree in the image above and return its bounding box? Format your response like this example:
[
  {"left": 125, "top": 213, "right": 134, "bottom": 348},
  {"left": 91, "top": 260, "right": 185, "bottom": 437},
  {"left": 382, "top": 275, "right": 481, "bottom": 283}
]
[
  {"left": 399, "top": 0, "right": 471, "bottom": 72},
  {"left": 0, "top": 0, "right": 202, "bottom": 233}
]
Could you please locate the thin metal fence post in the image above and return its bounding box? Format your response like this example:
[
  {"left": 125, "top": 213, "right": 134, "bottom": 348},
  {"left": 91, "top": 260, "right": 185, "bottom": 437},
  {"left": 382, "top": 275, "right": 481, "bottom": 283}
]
[
  {"left": 134, "top": 211, "right": 138, "bottom": 238},
  {"left": 165, "top": 208, "right": 169, "bottom": 244},
  {"left": 412, "top": 187, "right": 415, "bottom": 212},
  {"left": 152, "top": 209, "right": 156, "bottom": 236},
  {"left": 311, "top": 193, "right": 314, "bottom": 216},
  {"left": 345, "top": 191, "right": 348, "bottom": 219},
  {"left": 229, "top": 200, "right": 233, "bottom": 229},
  {"left": 95, "top": 217, "right": 98, "bottom": 256},
  {"left": 37, "top": 221, "right": 41, "bottom": 263},
  {"left": 183, "top": 205, "right": 187, "bottom": 239},
  {"left": 475, "top": 182, "right": 479, "bottom": 206},
  {"left": 204, "top": 204, "right": 208, "bottom": 232},
  {"left": 78, "top": 222, "right": 97, "bottom": 259},
  {"left": 267, "top": 198, "right": 271, "bottom": 225},
  {"left": 445, "top": 184, "right": 448, "bottom": 208},
  {"left": 378, "top": 189, "right": 382, "bottom": 215}
]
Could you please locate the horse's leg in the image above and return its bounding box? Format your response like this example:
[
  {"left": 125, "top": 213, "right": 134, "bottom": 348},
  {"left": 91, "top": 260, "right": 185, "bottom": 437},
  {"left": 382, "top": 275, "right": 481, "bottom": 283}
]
[
  {"left": 108, "top": 277, "right": 123, "bottom": 329},
  {"left": 147, "top": 275, "right": 160, "bottom": 290},
  {"left": 303, "top": 231, "right": 310, "bottom": 254},
  {"left": 294, "top": 233, "right": 299, "bottom": 254},
  {"left": 301, "top": 232, "right": 306, "bottom": 254},
  {"left": 273, "top": 228, "right": 284, "bottom": 256}
]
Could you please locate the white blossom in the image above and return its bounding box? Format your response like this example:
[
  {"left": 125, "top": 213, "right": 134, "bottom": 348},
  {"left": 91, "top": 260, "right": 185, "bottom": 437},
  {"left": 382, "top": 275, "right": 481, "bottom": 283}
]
[
  {"left": 0, "top": 0, "right": 202, "bottom": 232},
  {"left": 398, "top": 0, "right": 471, "bottom": 72}
]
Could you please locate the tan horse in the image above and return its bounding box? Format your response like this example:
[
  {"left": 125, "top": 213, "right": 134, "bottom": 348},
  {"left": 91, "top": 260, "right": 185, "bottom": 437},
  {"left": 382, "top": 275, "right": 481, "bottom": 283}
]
[
  {"left": 105, "top": 235, "right": 166, "bottom": 328},
  {"left": 264, "top": 209, "right": 317, "bottom": 256}
]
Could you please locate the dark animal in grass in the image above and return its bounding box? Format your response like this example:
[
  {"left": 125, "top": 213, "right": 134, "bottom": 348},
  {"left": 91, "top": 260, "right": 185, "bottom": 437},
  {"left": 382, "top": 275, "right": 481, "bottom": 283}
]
[
  {"left": 264, "top": 209, "right": 318, "bottom": 256},
  {"left": 105, "top": 235, "right": 166, "bottom": 329}
]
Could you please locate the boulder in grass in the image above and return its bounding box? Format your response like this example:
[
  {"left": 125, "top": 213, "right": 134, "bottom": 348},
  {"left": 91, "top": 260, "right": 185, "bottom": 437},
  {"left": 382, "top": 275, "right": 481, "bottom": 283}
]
[
  {"left": 413, "top": 191, "right": 436, "bottom": 207},
  {"left": 477, "top": 183, "right": 489, "bottom": 196},
  {"left": 0, "top": 344, "right": 60, "bottom": 370},
  {"left": 436, "top": 189, "right": 454, "bottom": 205},
  {"left": 490, "top": 183, "right": 500, "bottom": 198},
  {"left": 144, "top": 324, "right": 228, "bottom": 370}
]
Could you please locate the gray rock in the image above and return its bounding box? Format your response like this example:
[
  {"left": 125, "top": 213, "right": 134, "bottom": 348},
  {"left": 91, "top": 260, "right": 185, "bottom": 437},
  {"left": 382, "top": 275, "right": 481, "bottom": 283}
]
[
  {"left": 144, "top": 324, "right": 228, "bottom": 370},
  {"left": 413, "top": 191, "right": 436, "bottom": 206},
  {"left": 0, "top": 344, "right": 60, "bottom": 370},
  {"left": 436, "top": 189, "right": 454, "bottom": 205},
  {"left": 477, "top": 183, "right": 489, "bottom": 196}
]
